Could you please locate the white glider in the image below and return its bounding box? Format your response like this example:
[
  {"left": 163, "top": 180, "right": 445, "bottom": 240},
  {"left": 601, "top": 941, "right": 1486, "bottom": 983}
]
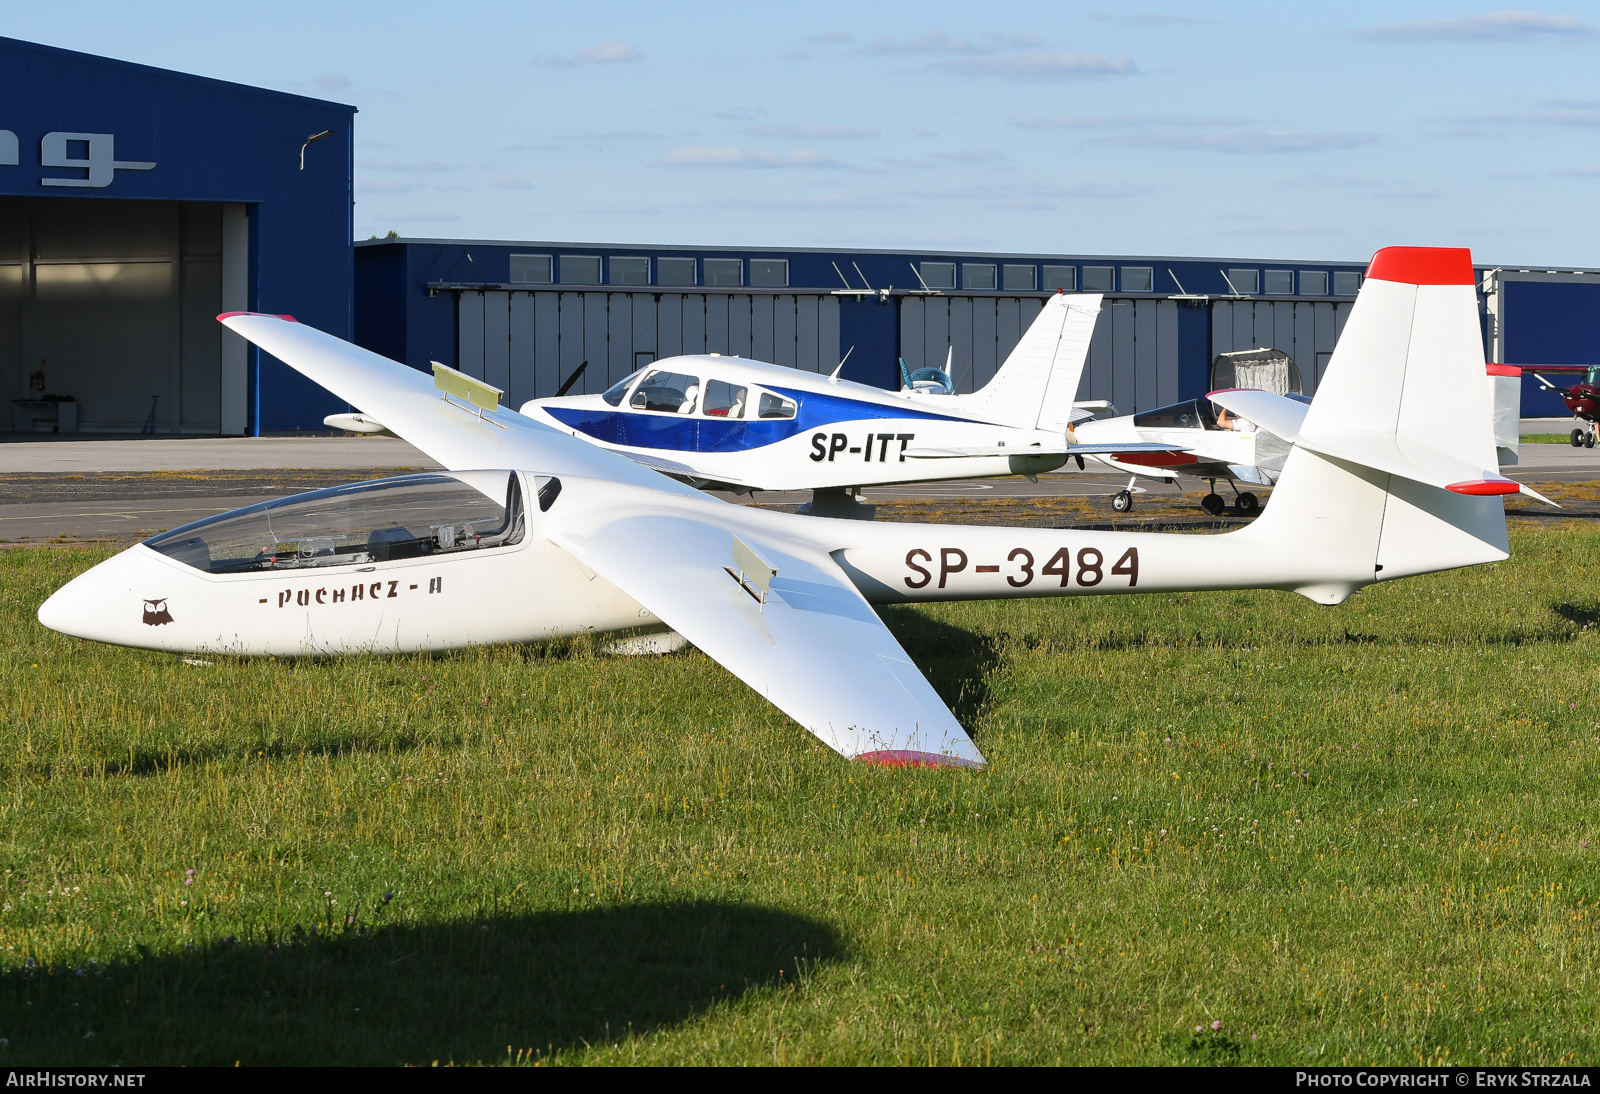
[{"left": 40, "top": 247, "right": 1519, "bottom": 769}]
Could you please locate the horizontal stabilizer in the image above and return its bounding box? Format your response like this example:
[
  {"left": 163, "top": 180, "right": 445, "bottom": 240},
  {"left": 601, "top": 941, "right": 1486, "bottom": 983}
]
[
  {"left": 323, "top": 412, "right": 393, "bottom": 436},
  {"left": 1205, "top": 388, "right": 1309, "bottom": 440}
]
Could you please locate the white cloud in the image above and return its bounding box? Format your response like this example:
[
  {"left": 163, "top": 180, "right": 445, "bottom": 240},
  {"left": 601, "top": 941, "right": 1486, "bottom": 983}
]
[
  {"left": 580, "top": 203, "right": 663, "bottom": 214},
  {"left": 933, "top": 149, "right": 1008, "bottom": 164},
  {"left": 559, "top": 130, "right": 664, "bottom": 141},
  {"left": 1530, "top": 101, "right": 1600, "bottom": 124},
  {"left": 389, "top": 210, "right": 462, "bottom": 222},
  {"left": 1354, "top": 10, "right": 1597, "bottom": 43},
  {"left": 710, "top": 193, "right": 911, "bottom": 211},
  {"left": 983, "top": 32, "right": 1047, "bottom": 47},
  {"left": 1013, "top": 112, "right": 1252, "bottom": 128},
  {"left": 311, "top": 73, "right": 349, "bottom": 92},
  {"left": 578, "top": 39, "right": 644, "bottom": 62},
  {"left": 1553, "top": 164, "right": 1600, "bottom": 176},
  {"left": 537, "top": 39, "right": 646, "bottom": 66},
  {"left": 936, "top": 50, "right": 1138, "bottom": 80},
  {"left": 863, "top": 30, "right": 990, "bottom": 54},
  {"left": 492, "top": 174, "right": 532, "bottom": 190},
  {"left": 912, "top": 180, "right": 1149, "bottom": 207},
  {"left": 744, "top": 124, "right": 880, "bottom": 139},
  {"left": 1090, "top": 130, "right": 1377, "bottom": 153},
  {"left": 658, "top": 146, "right": 844, "bottom": 168},
  {"left": 1090, "top": 13, "right": 1219, "bottom": 26},
  {"left": 357, "top": 158, "right": 452, "bottom": 173},
  {"left": 356, "top": 179, "right": 424, "bottom": 193}
]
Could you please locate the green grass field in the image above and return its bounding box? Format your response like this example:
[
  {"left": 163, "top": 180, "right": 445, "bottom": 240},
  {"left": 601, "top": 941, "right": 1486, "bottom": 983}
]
[{"left": 2, "top": 524, "right": 1599, "bottom": 1066}]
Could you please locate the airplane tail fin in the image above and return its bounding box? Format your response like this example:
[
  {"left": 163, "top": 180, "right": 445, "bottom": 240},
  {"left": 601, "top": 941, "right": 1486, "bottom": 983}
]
[
  {"left": 1244, "top": 247, "right": 1511, "bottom": 602},
  {"left": 958, "top": 292, "right": 1102, "bottom": 431}
]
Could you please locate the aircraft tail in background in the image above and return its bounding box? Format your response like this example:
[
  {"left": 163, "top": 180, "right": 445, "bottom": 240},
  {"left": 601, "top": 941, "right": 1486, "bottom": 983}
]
[{"left": 955, "top": 292, "right": 1102, "bottom": 432}]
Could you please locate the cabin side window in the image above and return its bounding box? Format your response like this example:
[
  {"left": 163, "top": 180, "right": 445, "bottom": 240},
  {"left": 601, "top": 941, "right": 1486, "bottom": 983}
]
[
  {"left": 144, "top": 472, "right": 525, "bottom": 574},
  {"left": 703, "top": 379, "right": 747, "bottom": 418},
  {"left": 757, "top": 392, "right": 797, "bottom": 420},
  {"left": 629, "top": 370, "right": 701, "bottom": 414}
]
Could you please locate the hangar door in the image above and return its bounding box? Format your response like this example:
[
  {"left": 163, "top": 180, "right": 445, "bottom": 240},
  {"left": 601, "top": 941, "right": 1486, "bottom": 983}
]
[
  {"left": 900, "top": 295, "right": 1181, "bottom": 414},
  {"left": 455, "top": 290, "right": 842, "bottom": 407},
  {"left": 0, "top": 197, "right": 248, "bottom": 434},
  {"left": 1209, "top": 299, "right": 1352, "bottom": 395}
]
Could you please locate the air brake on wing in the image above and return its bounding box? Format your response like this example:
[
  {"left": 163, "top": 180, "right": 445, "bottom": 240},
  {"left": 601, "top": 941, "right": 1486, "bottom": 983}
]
[
  {"left": 726, "top": 535, "right": 777, "bottom": 609},
  {"left": 431, "top": 360, "right": 508, "bottom": 429}
]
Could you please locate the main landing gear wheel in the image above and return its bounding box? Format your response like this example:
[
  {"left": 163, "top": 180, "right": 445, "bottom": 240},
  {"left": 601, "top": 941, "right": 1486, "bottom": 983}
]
[
  {"left": 1587, "top": 432, "right": 1597, "bottom": 450},
  {"left": 1573, "top": 429, "right": 1586, "bottom": 448},
  {"left": 1235, "top": 492, "right": 1260, "bottom": 516},
  {"left": 1112, "top": 490, "right": 1133, "bottom": 513},
  {"left": 1200, "top": 492, "right": 1226, "bottom": 516}
]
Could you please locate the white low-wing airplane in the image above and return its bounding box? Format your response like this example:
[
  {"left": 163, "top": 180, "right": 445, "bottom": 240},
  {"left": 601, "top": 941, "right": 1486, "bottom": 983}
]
[
  {"left": 1070, "top": 389, "right": 1311, "bottom": 515},
  {"left": 509, "top": 291, "right": 1176, "bottom": 515},
  {"left": 39, "top": 247, "right": 1522, "bottom": 769}
]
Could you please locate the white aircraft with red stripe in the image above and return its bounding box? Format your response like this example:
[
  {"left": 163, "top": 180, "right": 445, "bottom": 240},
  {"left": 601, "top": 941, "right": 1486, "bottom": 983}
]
[{"left": 38, "top": 247, "right": 1528, "bottom": 770}]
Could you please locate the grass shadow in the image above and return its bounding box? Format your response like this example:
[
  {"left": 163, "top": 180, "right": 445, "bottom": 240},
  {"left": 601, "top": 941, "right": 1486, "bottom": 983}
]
[
  {"left": 0, "top": 900, "right": 843, "bottom": 1065},
  {"left": 1552, "top": 599, "right": 1600, "bottom": 630},
  {"left": 877, "top": 605, "right": 1002, "bottom": 728}
]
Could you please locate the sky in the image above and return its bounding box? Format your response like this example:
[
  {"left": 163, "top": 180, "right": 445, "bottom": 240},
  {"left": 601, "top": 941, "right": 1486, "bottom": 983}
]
[{"left": 8, "top": 1, "right": 1600, "bottom": 265}]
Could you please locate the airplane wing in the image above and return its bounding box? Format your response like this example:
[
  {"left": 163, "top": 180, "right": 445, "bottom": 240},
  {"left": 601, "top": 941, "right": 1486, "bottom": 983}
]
[
  {"left": 903, "top": 441, "right": 1186, "bottom": 459},
  {"left": 219, "top": 312, "right": 698, "bottom": 495},
  {"left": 220, "top": 312, "right": 982, "bottom": 767},
  {"left": 543, "top": 509, "right": 985, "bottom": 768}
]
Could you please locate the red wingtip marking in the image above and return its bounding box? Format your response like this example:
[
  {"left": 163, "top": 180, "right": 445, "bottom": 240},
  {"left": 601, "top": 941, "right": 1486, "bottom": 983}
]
[
  {"left": 1365, "top": 247, "right": 1475, "bottom": 286},
  {"left": 1486, "top": 364, "right": 1522, "bottom": 377},
  {"left": 855, "top": 750, "right": 984, "bottom": 770},
  {"left": 1447, "top": 479, "right": 1521, "bottom": 496},
  {"left": 216, "top": 311, "right": 298, "bottom": 323}
]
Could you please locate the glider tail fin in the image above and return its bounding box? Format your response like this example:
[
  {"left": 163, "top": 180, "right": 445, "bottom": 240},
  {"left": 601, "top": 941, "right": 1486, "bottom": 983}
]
[
  {"left": 1249, "top": 247, "right": 1510, "bottom": 601},
  {"left": 959, "top": 292, "right": 1102, "bottom": 431}
]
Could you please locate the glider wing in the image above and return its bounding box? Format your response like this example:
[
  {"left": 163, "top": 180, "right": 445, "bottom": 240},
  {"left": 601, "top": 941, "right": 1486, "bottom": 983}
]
[{"left": 544, "top": 505, "right": 985, "bottom": 768}]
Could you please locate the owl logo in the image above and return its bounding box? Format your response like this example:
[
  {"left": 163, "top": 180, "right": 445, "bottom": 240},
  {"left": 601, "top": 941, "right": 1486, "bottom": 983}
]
[{"left": 142, "top": 598, "right": 174, "bottom": 626}]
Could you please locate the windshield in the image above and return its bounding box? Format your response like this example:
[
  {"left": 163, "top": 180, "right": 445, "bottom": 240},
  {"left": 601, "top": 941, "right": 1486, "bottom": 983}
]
[
  {"left": 630, "top": 370, "right": 701, "bottom": 414},
  {"left": 144, "top": 472, "right": 525, "bottom": 573},
  {"left": 1132, "top": 398, "right": 1219, "bottom": 431},
  {"left": 601, "top": 368, "right": 646, "bottom": 407},
  {"left": 908, "top": 367, "right": 954, "bottom": 394},
  {"left": 1586, "top": 366, "right": 1600, "bottom": 386}
]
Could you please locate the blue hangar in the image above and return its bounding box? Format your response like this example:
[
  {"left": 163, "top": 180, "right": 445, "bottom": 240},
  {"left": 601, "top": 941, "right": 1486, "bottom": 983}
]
[
  {"left": 356, "top": 240, "right": 1600, "bottom": 422},
  {"left": 0, "top": 36, "right": 353, "bottom": 435},
  {"left": 8, "top": 35, "right": 1600, "bottom": 434}
]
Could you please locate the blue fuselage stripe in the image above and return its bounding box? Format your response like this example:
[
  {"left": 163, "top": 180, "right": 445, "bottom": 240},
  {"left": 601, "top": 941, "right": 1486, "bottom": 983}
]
[{"left": 544, "top": 385, "right": 981, "bottom": 453}]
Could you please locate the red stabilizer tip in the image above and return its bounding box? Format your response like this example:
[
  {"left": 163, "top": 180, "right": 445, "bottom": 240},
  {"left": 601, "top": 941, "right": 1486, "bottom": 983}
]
[
  {"left": 1365, "top": 247, "right": 1475, "bottom": 286},
  {"left": 1486, "top": 364, "right": 1522, "bottom": 377},
  {"left": 1447, "top": 480, "right": 1520, "bottom": 496},
  {"left": 855, "top": 750, "right": 984, "bottom": 770},
  {"left": 215, "top": 311, "right": 298, "bottom": 322}
]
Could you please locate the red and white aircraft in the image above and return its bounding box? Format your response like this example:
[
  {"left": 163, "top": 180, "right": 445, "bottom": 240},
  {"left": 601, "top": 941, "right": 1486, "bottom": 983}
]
[{"left": 39, "top": 247, "right": 1525, "bottom": 769}]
